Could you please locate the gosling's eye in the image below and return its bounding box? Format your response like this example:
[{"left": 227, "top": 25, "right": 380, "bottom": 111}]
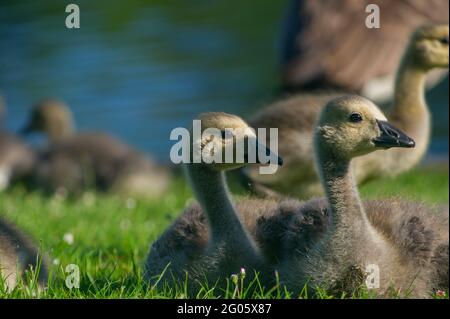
[
  {"left": 440, "top": 36, "right": 449, "bottom": 45},
  {"left": 348, "top": 112, "right": 363, "bottom": 123}
]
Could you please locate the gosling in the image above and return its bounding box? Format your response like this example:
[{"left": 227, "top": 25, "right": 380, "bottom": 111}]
[
  {"left": 22, "top": 99, "right": 171, "bottom": 197},
  {"left": 245, "top": 24, "right": 449, "bottom": 198},
  {"left": 0, "top": 217, "right": 48, "bottom": 292},
  {"left": 275, "top": 95, "right": 447, "bottom": 298},
  {"left": 144, "top": 112, "right": 285, "bottom": 294},
  {"left": 145, "top": 99, "right": 448, "bottom": 297}
]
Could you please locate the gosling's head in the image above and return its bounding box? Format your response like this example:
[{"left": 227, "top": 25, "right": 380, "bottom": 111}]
[
  {"left": 408, "top": 24, "right": 449, "bottom": 69},
  {"left": 190, "top": 112, "right": 282, "bottom": 171},
  {"left": 315, "top": 95, "right": 415, "bottom": 161},
  {"left": 22, "top": 99, "right": 75, "bottom": 139}
]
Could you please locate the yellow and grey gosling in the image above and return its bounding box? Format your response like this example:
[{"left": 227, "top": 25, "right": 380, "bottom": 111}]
[
  {"left": 281, "top": 0, "right": 449, "bottom": 102},
  {"left": 22, "top": 99, "right": 171, "bottom": 197},
  {"left": 145, "top": 98, "right": 448, "bottom": 297},
  {"left": 244, "top": 24, "right": 449, "bottom": 199},
  {"left": 0, "top": 217, "right": 48, "bottom": 291},
  {"left": 276, "top": 95, "right": 447, "bottom": 298},
  {"left": 144, "top": 112, "right": 284, "bottom": 294}
]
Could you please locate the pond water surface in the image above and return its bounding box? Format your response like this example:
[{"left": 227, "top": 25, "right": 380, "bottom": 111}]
[{"left": 1, "top": 1, "right": 448, "bottom": 162}]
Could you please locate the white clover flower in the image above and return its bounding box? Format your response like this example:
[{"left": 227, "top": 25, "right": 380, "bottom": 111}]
[{"left": 63, "top": 232, "right": 74, "bottom": 245}]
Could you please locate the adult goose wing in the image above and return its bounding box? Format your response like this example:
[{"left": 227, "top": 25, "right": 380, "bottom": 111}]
[{"left": 281, "top": 0, "right": 449, "bottom": 94}]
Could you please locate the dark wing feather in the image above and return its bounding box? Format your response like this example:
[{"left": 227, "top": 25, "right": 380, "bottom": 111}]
[{"left": 281, "top": 0, "right": 449, "bottom": 91}]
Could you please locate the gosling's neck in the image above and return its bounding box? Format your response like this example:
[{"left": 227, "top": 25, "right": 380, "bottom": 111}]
[
  {"left": 46, "top": 124, "right": 74, "bottom": 142},
  {"left": 317, "top": 144, "right": 387, "bottom": 258},
  {"left": 319, "top": 154, "right": 368, "bottom": 233},
  {"left": 316, "top": 146, "right": 389, "bottom": 264},
  {"left": 185, "top": 164, "right": 253, "bottom": 248},
  {"left": 389, "top": 53, "right": 430, "bottom": 145}
]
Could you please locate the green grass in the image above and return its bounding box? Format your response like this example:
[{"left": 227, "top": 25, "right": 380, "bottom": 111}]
[
  {"left": 360, "top": 164, "right": 449, "bottom": 204},
  {"left": 0, "top": 165, "right": 448, "bottom": 299}
]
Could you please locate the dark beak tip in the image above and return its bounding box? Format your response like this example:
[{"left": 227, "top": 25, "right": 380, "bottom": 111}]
[
  {"left": 278, "top": 156, "right": 283, "bottom": 166},
  {"left": 376, "top": 120, "right": 416, "bottom": 149}
]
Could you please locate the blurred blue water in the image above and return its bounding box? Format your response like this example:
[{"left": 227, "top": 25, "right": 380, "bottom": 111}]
[{"left": 0, "top": 1, "right": 448, "bottom": 162}]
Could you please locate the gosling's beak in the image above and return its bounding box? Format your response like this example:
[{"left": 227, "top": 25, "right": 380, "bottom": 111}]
[
  {"left": 244, "top": 137, "right": 283, "bottom": 166},
  {"left": 277, "top": 155, "right": 284, "bottom": 166},
  {"left": 372, "top": 120, "right": 415, "bottom": 149}
]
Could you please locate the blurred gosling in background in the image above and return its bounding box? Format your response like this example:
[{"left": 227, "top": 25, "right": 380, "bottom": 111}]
[
  {"left": 0, "top": 95, "right": 36, "bottom": 191},
  {"left": 22, "top": 99, "right": 171, "bottom": 198},
  {"left": 245, "top": 24, "right": 449, "bottom": 198}
]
